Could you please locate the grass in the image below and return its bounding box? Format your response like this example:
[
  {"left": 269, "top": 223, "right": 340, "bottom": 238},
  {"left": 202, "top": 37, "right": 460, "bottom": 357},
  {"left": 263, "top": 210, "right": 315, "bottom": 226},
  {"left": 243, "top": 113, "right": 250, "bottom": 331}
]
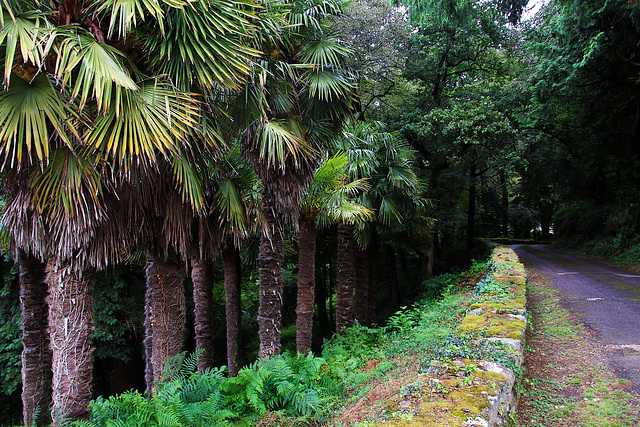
[{"left": 516, "top": 271, "right": 640, "bottom": 427}]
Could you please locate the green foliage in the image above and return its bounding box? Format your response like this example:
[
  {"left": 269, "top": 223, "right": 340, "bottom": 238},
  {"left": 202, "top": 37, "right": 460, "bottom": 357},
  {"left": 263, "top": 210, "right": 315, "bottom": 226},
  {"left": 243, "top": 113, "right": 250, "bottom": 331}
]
[
  {"left": 432, "top": 334, "right": 522, "bottom": 378},
  {"left": 422, "top": 272, "right": 461, "bottom": 299},
  {"left": 471, "top": 276, "right": 511, "bottom": 304},
  {"left": 80, "top": 351, "right": 348, "bottom": 425},
  {"left": 93, "top": 267, "right": 145, "bottom": 362},
  {"left": 0, "top": 253, "right": 20, "bottom": 397},
  {"left": 80, "top": 260, "right": 490, "bottom": 426}
]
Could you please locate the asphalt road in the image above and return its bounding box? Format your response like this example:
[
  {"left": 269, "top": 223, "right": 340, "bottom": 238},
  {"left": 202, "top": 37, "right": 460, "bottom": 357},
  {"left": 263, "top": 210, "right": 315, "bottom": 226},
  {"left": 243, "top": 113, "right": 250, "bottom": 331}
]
[{"left": 511, "top": 244, "right": 640, "bottom": 393}]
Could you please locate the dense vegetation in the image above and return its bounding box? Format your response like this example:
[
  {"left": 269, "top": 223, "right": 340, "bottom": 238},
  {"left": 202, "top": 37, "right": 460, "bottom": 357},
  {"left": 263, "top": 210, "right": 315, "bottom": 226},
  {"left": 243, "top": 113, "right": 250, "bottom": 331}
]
[{"left": 1, "top": 0, "right": 639, "bottom": 425}]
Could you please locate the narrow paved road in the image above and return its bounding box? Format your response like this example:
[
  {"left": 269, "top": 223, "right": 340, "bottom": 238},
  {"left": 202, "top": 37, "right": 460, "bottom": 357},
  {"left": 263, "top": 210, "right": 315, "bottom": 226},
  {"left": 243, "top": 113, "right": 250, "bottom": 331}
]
[{"left": 512, "top": 244, "right": 640, "bottom": 393}]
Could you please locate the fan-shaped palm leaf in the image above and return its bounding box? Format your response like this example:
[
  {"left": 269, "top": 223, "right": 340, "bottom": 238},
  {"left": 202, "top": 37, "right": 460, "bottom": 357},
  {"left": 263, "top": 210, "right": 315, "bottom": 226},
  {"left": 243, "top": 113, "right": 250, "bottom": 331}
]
[
  {"left": 142, "top": 0, "right": 261, "bottom": 91},
  {"left": 306, "top": 69, "right": 352, "bottom": 102},
  {"left": 94, "top": 0, "right": 188, "bottom": 39},
  {"left": 257, "top": 118, "right": 312, "bottom": 165},
  {"left": 55, "top": 30, "right": 138, "bottom": 112},
  {"left": 0, "top": 74, "right": 81, "bottom": 166},
  {"left": 300, "top": 38, "right": 352, "bottom": 69},
  {"left": 85, "top": 80, "right": 200, "bottom": 163},
  {"left": 0, "top": 9, "right": 54, "bottom": 85}
]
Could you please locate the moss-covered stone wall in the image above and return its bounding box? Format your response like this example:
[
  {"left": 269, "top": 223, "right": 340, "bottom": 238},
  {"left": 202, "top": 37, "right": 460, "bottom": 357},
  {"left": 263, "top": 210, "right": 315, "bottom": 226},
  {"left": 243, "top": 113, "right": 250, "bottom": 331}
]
[{"left": 368, "top": 246, "right": 527, "bottom": 427}]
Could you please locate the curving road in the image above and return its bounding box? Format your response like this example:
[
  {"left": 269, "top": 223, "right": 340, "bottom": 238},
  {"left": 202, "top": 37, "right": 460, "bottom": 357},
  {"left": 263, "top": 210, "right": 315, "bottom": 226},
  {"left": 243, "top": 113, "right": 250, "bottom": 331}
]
[{"left": 511, "top": 244, "right": 640, "bottom": 393}]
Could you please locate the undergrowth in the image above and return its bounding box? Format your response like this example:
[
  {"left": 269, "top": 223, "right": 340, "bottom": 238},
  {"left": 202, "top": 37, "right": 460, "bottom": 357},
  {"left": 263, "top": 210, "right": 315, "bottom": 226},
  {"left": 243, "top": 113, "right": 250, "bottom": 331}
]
[{"left": 75, "top": 260, "right": 490, "bottom": 426}]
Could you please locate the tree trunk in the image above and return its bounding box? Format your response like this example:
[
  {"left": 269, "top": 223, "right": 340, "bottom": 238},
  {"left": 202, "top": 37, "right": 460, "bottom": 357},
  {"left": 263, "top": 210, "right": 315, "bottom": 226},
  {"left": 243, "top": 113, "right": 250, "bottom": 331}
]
[
  {"left": 19, "top": 251, "right": 51, "bottom": 427},
  {"left": 258, "top": 191, "right": 284, "bottom": 358},
  {"left": 336, "top": 223, "right": 355, "bottom": 334},
  {"left": 223, "top": 246, "right": 243, "bottom": 376},
  {"left": 467, "top": 163, "right": 477, "bottom": 249},
  {"left": 144, "top": 253, "right": 186, "bottom": 393},
  {"left": 353, "top": 246, "right": 370, "bottom": 326},
  {"left": 46, "top": 263, "right": 94, "bottom": 425},
  {"left": 191, "top": 256, "right": 214, "bottom": 373},
  {"left": 296, "top": 216, "right": 316, "bottom": 354}
]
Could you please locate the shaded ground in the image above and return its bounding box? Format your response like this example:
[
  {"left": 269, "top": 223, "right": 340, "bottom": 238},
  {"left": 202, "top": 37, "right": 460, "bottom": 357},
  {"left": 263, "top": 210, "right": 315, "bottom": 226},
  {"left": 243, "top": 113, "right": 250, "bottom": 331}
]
[{"left": 515, "top": 254, "right": 640, "bottom": 426}]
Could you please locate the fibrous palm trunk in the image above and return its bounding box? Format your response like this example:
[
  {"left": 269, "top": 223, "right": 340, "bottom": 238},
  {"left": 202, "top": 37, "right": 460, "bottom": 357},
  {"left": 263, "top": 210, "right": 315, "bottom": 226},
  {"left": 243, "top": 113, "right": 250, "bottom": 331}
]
[
  {"left": 258, "top": 190, "right": 284, "bottom": 358},
  {"left": 19, "top": 251, "right": 51, "bottom": 427},
  {"left": 296, "top": 216, "right": 316, "bottom": 353},
  {"left": 144, "top": 252, "right": 186, "bottom": 392},
  {"left": 46, "top": 262, "right": 94, "bottom": 425},
  {"left": 336, "top": 222, "right": 355, "bottom": 334},
  {"left": 191, "top": 256, "right": 214, "bottom": 373},
  {"left": 223, "top": 246, "right": 243, "bottom": 375}
]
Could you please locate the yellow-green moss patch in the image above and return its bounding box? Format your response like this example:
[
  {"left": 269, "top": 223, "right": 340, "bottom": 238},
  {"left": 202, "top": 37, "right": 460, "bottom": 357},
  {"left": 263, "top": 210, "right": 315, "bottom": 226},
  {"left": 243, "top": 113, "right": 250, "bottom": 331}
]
[
  {"left": 457, "top": 313, "right": 525, "bottom": 340},
  {"left": 469, "top": 296, "right": 526, "bottom": 313}
]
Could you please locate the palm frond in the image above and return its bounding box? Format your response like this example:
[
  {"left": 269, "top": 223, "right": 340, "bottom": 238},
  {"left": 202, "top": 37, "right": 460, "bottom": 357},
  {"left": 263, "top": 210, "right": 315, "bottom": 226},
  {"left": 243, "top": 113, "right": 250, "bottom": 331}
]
[
  {"left": 288, "top": 0, "right": 344, "bottom": 31},
  {"left": 299, "top": 38, "right": 352, "bottom": 70},
  {"left": 85, "top": 80, "right": 200, "bottom": 163},
  {"left": 94, "top": 0, "right": 189, "bottom": 39},
  {"left": 142, "top": 0, "right": 261, "bottom": 91},
  {"left": 0, "top": 9, "right": 54, "bottom": 85},
  {"left": 306, "top": 69, "right": 352, "bottom": 102},
  {"left": 257, "top": 118, "right": 312, "bottom": 165},
  {"left": 30, "top": 147, "right": 103, "bottom": 220},
  {"left": 0, "top": 74, "right": 81, "bottom": 167},
  {"left": 54, "top": 29, "right": 138, "bottom": 112},
  {"left": 171, "top": 152, "right": 204, "bottom": 209},
  {"left": 378, "top": 196, "right": 402, "bottom": 225}
]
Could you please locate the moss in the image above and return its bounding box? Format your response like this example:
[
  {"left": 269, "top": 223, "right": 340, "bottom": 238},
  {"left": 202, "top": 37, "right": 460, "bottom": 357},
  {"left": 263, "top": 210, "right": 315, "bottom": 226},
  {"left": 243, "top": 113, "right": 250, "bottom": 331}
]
[
  {"left": 469, "top": 297, "right": 526, "bottom": 313},
  {"left": 492, "top": 274, "right": 527, "bottom": 287},
  {"left": 476, "top": 370, "right": 508, "bottom": 384},
  {"left": 368, "top": 380, "right": 498, "bottom": 426},
  {"left": 458, "top": 313, "right": 525, "bottom": 340}
]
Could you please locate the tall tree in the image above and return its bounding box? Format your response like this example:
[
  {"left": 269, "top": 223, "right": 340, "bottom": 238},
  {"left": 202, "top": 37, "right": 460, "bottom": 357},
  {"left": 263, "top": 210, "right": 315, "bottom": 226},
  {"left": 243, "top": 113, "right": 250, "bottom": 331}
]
[
  {"left": 231, "top": 0, "right": 356, "bottom": 358},
  {"left": 334, "top": 120, "right": 424, "bottom": 326},
  {"left": 296, "top": 153, "right": 371, "bottom": 351},
  {"left": 0, "top": 0, "right": 259, "bottom": 422},
  {"left": 211, "top": 146, "right": 259, "bottom": 374}
]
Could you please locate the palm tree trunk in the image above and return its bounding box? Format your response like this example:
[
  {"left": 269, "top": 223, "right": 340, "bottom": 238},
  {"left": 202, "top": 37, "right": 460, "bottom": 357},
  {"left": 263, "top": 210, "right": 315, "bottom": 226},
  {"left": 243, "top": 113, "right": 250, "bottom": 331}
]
[
  {"left": 46, "top": 262, "right": 94, "bottom": 425},
  {"left": 223, "top": 246, "right": 243, "bottom": 376},
  {"left": 144, "top": 252, "right": 186, "bottom": 392},
  {"left": 191, "top": 256, "right": 214, "bottom": 373},
  {"left": 336, "top": 222, "right": 355, "bottom": 334},
  {"left": 296, "top": 216, "right": 316, "bottom": 354},
  {"left": 258, "top": 190, "right": 284, "bottom": 358},
  {"left": 18, "top": 251, "right": 51, "bottom": 427},
  {"left": 353, "top": 246, "right": 369, "bottom": 326}
]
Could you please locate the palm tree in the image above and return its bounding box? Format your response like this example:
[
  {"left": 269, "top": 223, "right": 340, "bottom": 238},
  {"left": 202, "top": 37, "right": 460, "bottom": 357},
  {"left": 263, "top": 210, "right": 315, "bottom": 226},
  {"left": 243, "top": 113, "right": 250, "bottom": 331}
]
[
  {"left": 231, "top": 0, "right": 356, "bottom": 358},
  {"left": 0, "top": 0, "right": 259, "bottom": 422},
  {"left": 296, "top": 153, "right": 371, "bottom": 353},
  {"left": 193, "top": 145, "right": 259, "bottom": 375},
  {"left": 333, "top": 120, "right": 426, "bottom": 328}
]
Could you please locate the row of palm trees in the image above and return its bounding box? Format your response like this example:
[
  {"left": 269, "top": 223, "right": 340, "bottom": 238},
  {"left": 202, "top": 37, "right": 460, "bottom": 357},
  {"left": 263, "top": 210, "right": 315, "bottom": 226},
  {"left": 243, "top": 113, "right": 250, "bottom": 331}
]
[{"left": 0, "top": 0, "right": 426, "bottom": 425}]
